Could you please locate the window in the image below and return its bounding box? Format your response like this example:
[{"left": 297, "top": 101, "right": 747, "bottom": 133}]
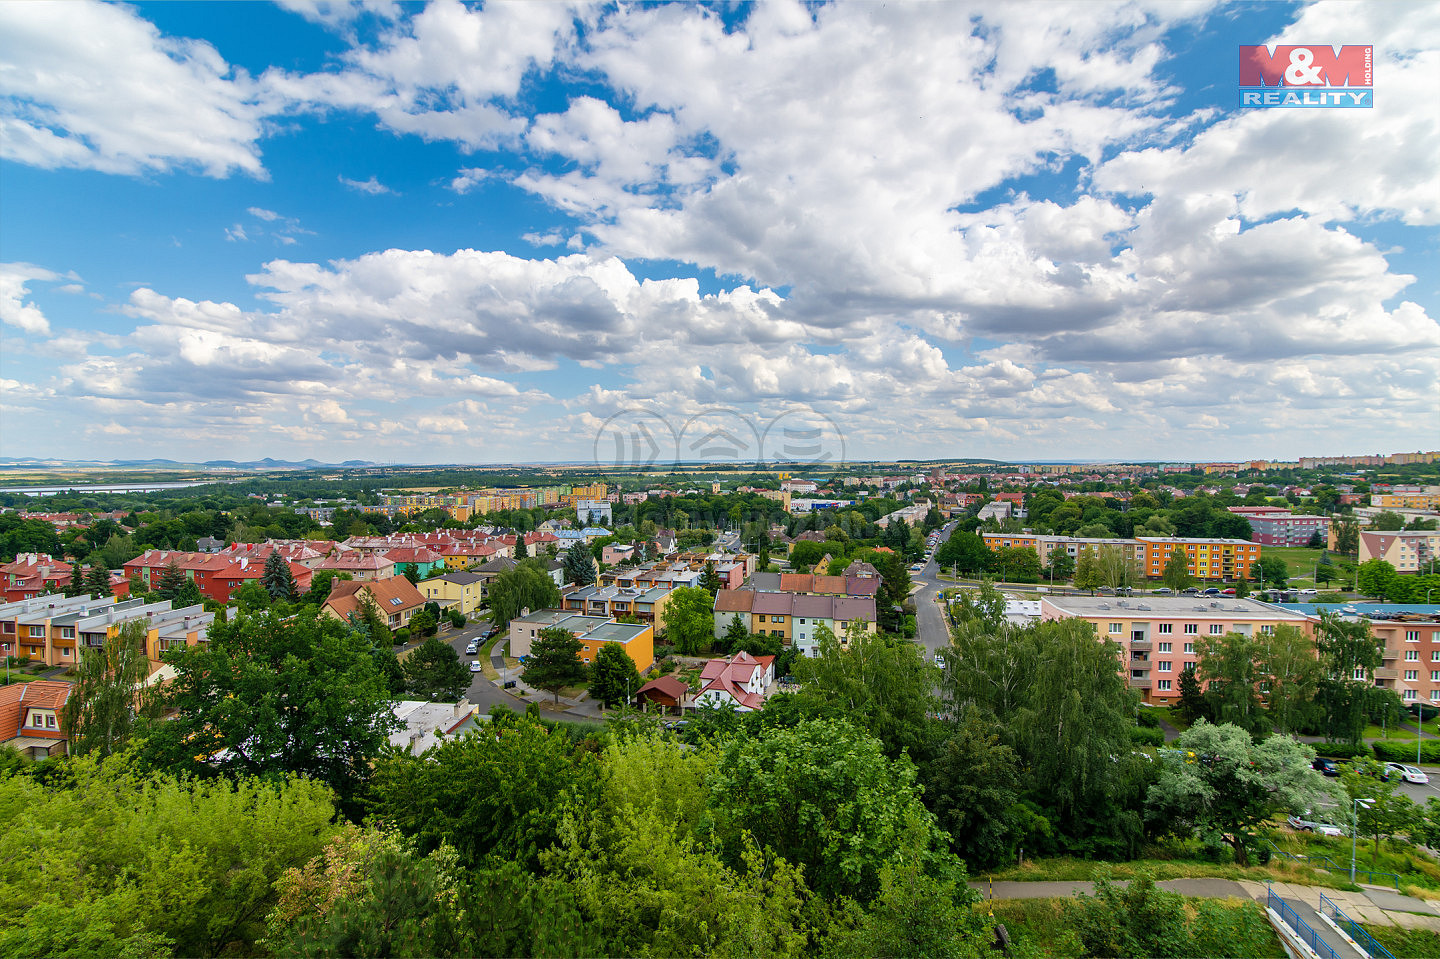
[
  {"left": 1405, "top": 689, "right": 1417, "bottom": 701},
  {"left": 31, "top": 714, "right": 43, "bottom": 727},
  {"left": 1157, "top": 680, "right": 1172, "bottom": 691},
  {"left": 1158, "top": 661, "right": 1172, "bottom": 672},
  {"left": 27, "top": 626, "right": 43, "bottom": 638},
  {"left": 1157, "top": 623, "right": 1173, "bottom": 634},
  {"left": 1432, "top": 690, "right": 1440, "bottom": 703},
  {"left": 389, "top": 597, "right": 402, "bottom": 606},
  {"left": 45, "top": 715, "right": 55, "bottom": 729},
  {"left": 1407, "top": 650, "right": 1421, "bottom": 661},
  {"left": 1431, "top": 670, "right": 1439, "bottom": 682},
  {"left": 1184, "top": 624, "right": 1198, "bottom": 635},
  {"left": 799, "top": 618, "right": 807, "bottom": 625},
  {"left": 1260, "top": 625, "right": 1273, "bottom": 635},
  {"left": 1433, "top": 650, "right": 1440, "bottom": 662},
  {"left": 1158, "top": 642, "right": 1172, "bottom": 653},
  {"left": 1209, "top": 624, "right": 1224, "bottom": 635},
  {"left": 756, "top": 615, "right": 767, "bottom": 623},
  {"left": 60, "top": 627, "right": 74, "bottom": 639},
  {"left": 1408, "top": 630, "right": 1422, "bottom": 643},
  {"left": 1406, "top": 669, "right": 1419, "bottom": 681},
  {"left": 1353, "top": 667, "right": 1366, "bottom": 680},
  {"left": 771, "top": 616, "right": 785, "bottom": 624},
  {"left": 1109, "top": 623, "right": 1123, "bottom": 634},
  {"left": 1184, "top": 642, "right": 1195, "bottom": 654}
]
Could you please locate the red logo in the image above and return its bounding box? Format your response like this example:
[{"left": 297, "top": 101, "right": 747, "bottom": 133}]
[{"left": 1239, "top": 45, "right": 1372, "bottom": 87}]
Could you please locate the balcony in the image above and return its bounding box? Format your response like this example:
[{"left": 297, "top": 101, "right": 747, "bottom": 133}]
[
  {"left": 1130, "top": 638, "right": 1152, "bottom": 651},
  {"left": 1128, "top": 672, "right": 1153, "bottom": 690},
  {"left": 1374, "top": 667, "right": 1399, "bottom": 680}
]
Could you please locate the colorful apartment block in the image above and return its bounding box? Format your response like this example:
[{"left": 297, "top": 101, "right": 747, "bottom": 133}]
[
  {"left": 1358, "top": 530, "right": 1440, "bottom": 575},
  {"left": 711, "top": 590, "right": 878, "bottom": 656},
  {"left": 1228, "top": 507, "right": 1331, "bottom": 547},
  {"left": 981, "top": 533, "right": 1260, "bottom": 582},
  {"left": 1039, "top": 595, "right": 1313, "bottom": 705}
]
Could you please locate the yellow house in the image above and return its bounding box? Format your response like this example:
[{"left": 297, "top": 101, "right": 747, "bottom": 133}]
[
  {"left": 577, "top": 620, "right": 654, "bottom": 673},
  {"left": 421, "top": 571, "right": 486, "bottom": 617}
]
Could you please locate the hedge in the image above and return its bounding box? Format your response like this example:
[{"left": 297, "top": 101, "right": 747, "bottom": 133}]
[
  {"left": 1130, "top": 726, "right": 1166, "bottom": 748},
  {"left": 1372, "top": 740, "right": 1440, "bottom": 764},
  {"left": 1314, "top": 743, "right": 1371, "bottom": 760}
]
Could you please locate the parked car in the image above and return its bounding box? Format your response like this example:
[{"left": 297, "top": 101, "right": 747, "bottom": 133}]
[
  {"left": 465, "top": 642, "right": 478, "bottom": 655},
  {"left": 934, "top": 654, "right": 947, "bottom": 670},
  {"left": 469, "top": 660, "right": 482, "bottom": 673},
  {"left": 1154, "top": 587, "right": 1173, "bottom": 594},
  {"left": 1288, "top": 814, "right": 1344, "bottom": 837},
  {"left": 1385, "top": 762, "right": 1429, "bottom": 784},
  {"left": 1299, "top": 588, "right": 1318, "bottom": 596},
  {"left": 1221, "top": 588, "right": 1236, "bottom": 595},
  {"left": 1312, "top": 757, "right": 1343, "bottom": 776},
  {"left": 1202, "top": 587, "right": 1221, "bottom": 596},
  {"left": 1182, "top": 587, "right": 1201, "bottom": 595}
]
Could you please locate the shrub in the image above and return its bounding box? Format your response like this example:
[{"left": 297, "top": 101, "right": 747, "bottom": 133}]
[
  {"left": 1373, "top": 740, "right": 1440, "bottom": 763},
  {"left": 1315, "top": 743, "right": 1371, "bottom": 760},
  {"left": 448, "top": 611, "right": 466, "bottom": 629},
  {"left": 1130, "top": 726, "right": 1165, "bottom": 748},
  {"left": 394, "top": 627, "right": 411, "bottom": 645},
  {"left": 1137, "top": 709, "right": 1161, "bottom": 728}
]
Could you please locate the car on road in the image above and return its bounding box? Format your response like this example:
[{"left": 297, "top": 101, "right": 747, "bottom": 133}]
[
  {"left": 469, "top": 660, "right": 482, "bottom": 673},
  {"left": 934, "top": 654, "right": 947, "bottom": 670},
  {"left": 1287, "top": 814, "right": 1344, "bottom": 837},
  {"left": 1299, "top": 588, "right": 1318, "bottom": 596},
  {"left": 1312, "top": 757, "right": 1343, "bottom": 776},
  {"left": 465, "top": 642, "right": 478, "bottom": 655},
  {"left": 1385, "top": 762, "right": 1430, "bottom": 784},
  {"left": 910, "top": 563, "right": 924, "bottom": 572},
  {"left": 1154, "top": 587, "right": 1172, "bottom": 594}
]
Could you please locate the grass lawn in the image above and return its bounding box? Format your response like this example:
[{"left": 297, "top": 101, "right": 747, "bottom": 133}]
[
  {"left": 1362, "top": 924, "right": 1440, "bottom": 958},
  {"left": 984, "top": 854, "right": 1352, "bottom": 891},
  {"left": 983, "top": 897, "right": 1286, "bottom": 959},
  {"left": 1272, "top": 830, "right": 1440, "bottom": 894},
  {"left": 1144, "top": 705, "right": 1191, "bottom": 732},
  {"left": 1262, "top": 546, "right": 1328, "bottom": 571}
]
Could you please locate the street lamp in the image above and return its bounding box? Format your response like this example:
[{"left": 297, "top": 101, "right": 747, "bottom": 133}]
[{"left": 1351, "top": 797, "right": 1374, "bottom": 883}]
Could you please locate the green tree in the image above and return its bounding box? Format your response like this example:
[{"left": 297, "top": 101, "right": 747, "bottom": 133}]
[
  {"left": 1250, "top": 555, "right": 1288, "bottom": 589},
  {"left": 1340, "top": 760, "right": 1417, "bottom": 870},
  {"left": 1146, "top": 722, "right": 1332, "bottom": 864},
  {"left": 407, "top": 608, "right": 438, "bottom": 638},
  {"left": 721, "top": 613, "right": 749, "bottom": 653},
  {"left": 1315, "top": 562, "right": 1337, "bottom": 586},
  {"left": 1161, "top": 549, "right": 1193, "bottom": 590},
  {"left": 522, "top": 627, "right": 588, "bottom": 704},
  {"left": 63, "top": 619, "right": 151, "bottom": 758},
  {"left": 824, "top": 859, "right": 989, "bottom": 959},
  {"left": 661, "top": 585, "right": 715, "bottom": 656},
  {"left": 402, "top": 637, "right": 470, "bottom": 702},
  {"left": 699, "top": 560, "right": 723, "bottom": 598},
  {"left": 1371, "top": 511, "right": 1407, "bottom": 531},
  {"left": 261, "top": 550, "right": 297, "bottom": 601},
  {"left": 1073, "top": 550, "right": 1104, "bottom": 593},
  {"left": 1046, "top": 545, "right": 1075, "bottom": 580},
  {"left": 0, "top": 755, "right": 338, "bottom": 959},
  {"left": 1175, "top": 664, "right": 1211, "bottom": 725},
  {"left": 138, "top": 609, "right": 399, "bottom": 805},
  {"left": 174, "top": 577, "right": 205, "bottom": 608},
  {"left": 1095, "top": 544, "right": 1140, "bottom": 590},
  {"left": 1334, "top": 518, "right": 1360, "bottom": 555},
  {"left": 370, "top": 711, "right": 599, "bottom": 870},
  {"left": 563, "top": 541, "right": 595, "bottom": 587},
  {"left": 156, "top": 561, "right": 187, "bottom": 601},
  {"left": 1195, "top": 631, "right": 1267, "bottom": 737},
  {"left": 934, "top": 531, "right": 990, "bottom": 575},
  {"left": 589, "top": 643, "right": 640, "bottom": 709},
  {"left": 83, "top": 562, "right": 112, "bottom": 598},
  {"left": 790, "top": 626, "right": 935, "bottom": 761},
  {"left": 709, "top": 718, "right": 959, "bottom": 902},
  {"left": 1315, "top": 612, "right": 1385, "bottom": 747},
  {"left": 1068, "top": 875, "right": 1193, "bottom": 959},
  {"left": 487, "top": 560, "right": 561, "bottom": 628},
  {"left": 1357, "top": 559, "right": 1398, "bottom": 600},
  {"left": 400, "top": 562, "right": 420, "bottom": 584}
]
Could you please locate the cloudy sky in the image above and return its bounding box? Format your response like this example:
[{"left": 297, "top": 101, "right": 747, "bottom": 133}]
[{"left": 1, "top": 1, "right": 1436, "bottom": 466}]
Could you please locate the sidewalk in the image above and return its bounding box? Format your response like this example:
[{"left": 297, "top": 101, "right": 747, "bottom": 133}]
[{"left": 970, "top": 877, "right": 1440, "bottom": 932}]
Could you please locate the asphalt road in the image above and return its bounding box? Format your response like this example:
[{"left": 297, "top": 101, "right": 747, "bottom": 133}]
[
  {"left": 439, "top": 619, "right": 527, "bottom": 715},
  {"left": 913, "top": 520, "right": 958, "bottom": 658}
]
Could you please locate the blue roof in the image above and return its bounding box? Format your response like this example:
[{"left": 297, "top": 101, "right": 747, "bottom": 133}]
[{"left": 1278, "top": 602, "right": 1440, "bottom": 617}]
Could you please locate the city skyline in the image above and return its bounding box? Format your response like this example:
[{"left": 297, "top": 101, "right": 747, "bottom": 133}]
[{"left": 2, "top": 1, "right": 1437, "bottom": 465}]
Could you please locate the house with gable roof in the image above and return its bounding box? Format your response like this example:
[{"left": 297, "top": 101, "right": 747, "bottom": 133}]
[
  {"left": 0, "top": 679, "right": 73, "bottom": 758},
  {"left": 322, "top": 576, "right": 426, "bottom": 631},
  {"left": 693, "top": 651, "right": 774, "bottom": 712}
]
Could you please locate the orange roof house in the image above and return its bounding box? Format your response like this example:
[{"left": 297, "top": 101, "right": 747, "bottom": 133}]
[{"left": 0, "top": 680, "right": 73, "bottom": 758}]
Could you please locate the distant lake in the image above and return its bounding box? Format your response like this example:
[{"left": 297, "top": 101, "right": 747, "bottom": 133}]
[{"left": 0, "top": 481, "right": 220, "bottom": 496}]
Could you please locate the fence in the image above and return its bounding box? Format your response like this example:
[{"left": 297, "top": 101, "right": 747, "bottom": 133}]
[
  {"left": 1319, "top": 893, "right": 1396, "bottom": 959},
  {"left": 1268, "top": 884, "right": 1342, "bottom": 959},
  {"left": 1264, "top": 839, "right": 1400, "bottom": 890}
]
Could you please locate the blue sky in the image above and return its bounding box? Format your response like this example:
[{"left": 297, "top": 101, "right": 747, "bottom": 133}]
[{"left": 1, "top": 0, "right": 1436, "bottom": 467}]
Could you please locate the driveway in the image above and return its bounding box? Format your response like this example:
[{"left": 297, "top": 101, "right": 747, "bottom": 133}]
[{"left": 913, "top": 521, "right": 957, "bottom": 658}]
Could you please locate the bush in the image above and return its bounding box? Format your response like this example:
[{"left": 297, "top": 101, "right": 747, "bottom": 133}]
[
  {"left": 394, "top": 627, "right": 411, "bottom": 645},
  {"left": 1137, "top": 709, "right": 1161, "bottom": 728},
  {"left": 1315, "top": 743, "right": 1371, "bottom": 760},
  {"left": 1373, "top": 740, "right": 1440, "bottom": 763},
  {"left": 448, "top": 611, "right": 466, "bottom": 629},
  {"left": 1130, "top": 726, "right": 1165, "bottom": 748}
]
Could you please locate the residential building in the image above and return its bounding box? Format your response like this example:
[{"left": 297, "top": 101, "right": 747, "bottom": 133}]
[
  {"left": 692, "top": 651, "right": 775, "bottom": 711},
  {"left": 322, "top": 576, "right": 427, "bottom": 631},
  {"left": 0, "top": 680, "right": 74, "bottom": 758},
  {"left": 711, "top": 591, "right": 878, "bottom": 657},
  {"left": 506, "top": 610, "right": 653, "bottom": 672},
  {"left": 382, "top": 546, "right": 448, "bottom": 578},
  {"left": 123, "top": 549, "right": 314, "bottom": 602},
  {"left": 635, "top": 675, "right": 688, "bottom": 714},
  {"left": 980, "top": 533, "right": 1261, "bottom": 582},
  {"left": 389, "top": 700, "right": 481, "bottom": 754},
  {"left": 562, "top": 584, "right": 673, "bottom": 627},
  {"left": 313, "top": 551, "right": 396, "bottom": 582},
  {"left": 1039, "top": 595, "right": 1313, "bottom": 705},
  {"left": 1228, "top": 507, "right": 1331, "bottom": 546},
  {"left": 1329, "top": 605, "right": 1440, "bottom": 705},
  {"left": 420, "top": 571, "right": 486, "bottom": 616},
  {"left": 1, "top": 553, "right": 74, "bottom": 602},
  {"left": 1358, "top": 530, "right": 1440, "bottom": 575}
]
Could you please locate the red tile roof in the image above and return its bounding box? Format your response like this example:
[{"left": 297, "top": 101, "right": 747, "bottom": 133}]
[{"left": 0, "top": 680, "right": 72, "bottom": 745}]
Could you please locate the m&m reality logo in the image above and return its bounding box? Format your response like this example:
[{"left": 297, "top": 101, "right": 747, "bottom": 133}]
[{"left": 1238, "top": 45, "right": 1373, "bottom": 108}]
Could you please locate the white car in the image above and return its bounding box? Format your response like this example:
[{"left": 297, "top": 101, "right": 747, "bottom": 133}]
[
  {"left": 1385, "top": 762, "right": 1429, "bottom": 784},
  {"left": 934, "top": 654, "right": 947, "bottom": 670},
  {"left": 469, "top": 660, "right": 483, "bottom": 673},
  {"left": 1287, "top": 815, "right": 1344, "bottom": 836},
  {"left": 1299, "top": 588, "right": 1318, "bottom": 596},
  {"left": 465, "top": 643, "right": 478, "bottom": 655}
]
